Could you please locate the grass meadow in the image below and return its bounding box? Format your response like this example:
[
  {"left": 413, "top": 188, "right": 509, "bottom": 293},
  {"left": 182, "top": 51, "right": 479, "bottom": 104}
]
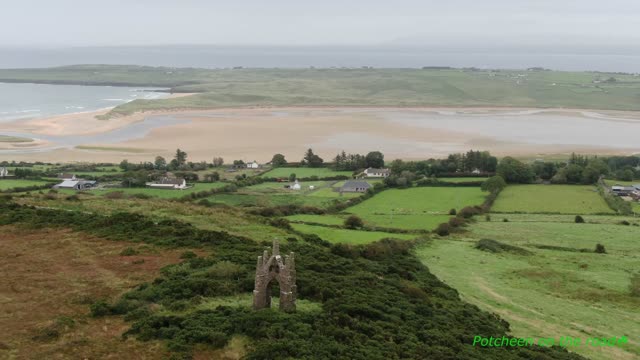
[
  {"left": 346, "top": 187, "right": 485, "bottom": 230},
  {"left": 260, "top": 167, "right": 354, "bottom": 179},
  {"left": 491, "top": 185, "right": 613, "bottom": 214},
  {"left": 0, "top": 179, "right": 52, "bottom": 190},
  {"left": 417, "top": 214, "right": 640, "bottom": 360},
  {"left": 291, "top": 223, "right": 416, "bottom": 244}
]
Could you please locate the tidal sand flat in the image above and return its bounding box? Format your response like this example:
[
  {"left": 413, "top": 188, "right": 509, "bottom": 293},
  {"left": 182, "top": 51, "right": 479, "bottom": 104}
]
[{"left": 2, "top": 107, "right": 640, "bottom": 162}]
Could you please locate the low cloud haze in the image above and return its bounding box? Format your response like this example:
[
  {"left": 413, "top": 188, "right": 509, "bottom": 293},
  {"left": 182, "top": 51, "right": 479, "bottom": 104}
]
[{"left": 2, "top": 0, "right": 639, "bottom": 50}]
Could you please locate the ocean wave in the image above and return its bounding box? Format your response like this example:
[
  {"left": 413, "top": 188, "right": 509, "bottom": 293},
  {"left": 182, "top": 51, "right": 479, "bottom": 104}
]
[{"left": 102, "top": 98, "right": 126, "bottom": 102}]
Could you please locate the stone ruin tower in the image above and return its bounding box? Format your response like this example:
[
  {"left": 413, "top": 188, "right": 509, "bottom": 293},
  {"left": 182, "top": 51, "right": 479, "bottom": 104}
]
[{"left": 253, "top": 239, "right": 297, "bottom": 312}]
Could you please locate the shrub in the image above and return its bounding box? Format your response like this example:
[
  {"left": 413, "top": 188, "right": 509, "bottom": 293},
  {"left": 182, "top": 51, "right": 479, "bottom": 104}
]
[
  {"left": 574, "top": 215, "right": 585, "bottom": 223},
  {"left": 105, "top": 191, "right": 125, "bottom": 199},
  {"left": 269, "top": 217, "right": 292, "bottom": 230},
  {"left": 65, "top": 194, "right": 80, "bottom": 201},
  {"left": 595, "top": 243, "right": 606, "bottom": 254},
  {"left": 130, "top": 193, "right": 152, "bottom": 200},
  {"left": 434, "top": 223, "right": 450, "bottom": 236},
  {"left": 180, "top": 251, "right": 197, "bottom": 259},
  {"left": 448, "top": 208, "right": 457, "bottom": 215},
  {"left": 344, "top": 215, "right": 364, "bottom": 229},
  {"left": 448, "top": 217, "right": 466, "bottom": 228},
  {"left": 90, "top": 299, "right": 112, "bottom": 317},
  {"left": 619, "top": 220, "right": 630, "bottom": 226},
  {"left": 485, "top": 214, "right": 491, "bottom": 222},
  {"left": 503, "top": 218, "right": 509, "bottom": 222},
  {"left": 458, "top": 206, "right": 481, "bottom": 219},
  {"left": 207, "top": 261, "right": 245, "bottom": 279},
  {"left": 475, "top": 239, "right": 531, "bottom": 255},
  {"left": 120, "top": 247, "right": 139, "bottom": 256}
]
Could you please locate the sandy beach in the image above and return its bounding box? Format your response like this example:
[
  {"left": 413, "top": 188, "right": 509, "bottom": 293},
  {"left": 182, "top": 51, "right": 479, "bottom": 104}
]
[{"left": 2, "top": 105, "right": 640, "bottom": 163}]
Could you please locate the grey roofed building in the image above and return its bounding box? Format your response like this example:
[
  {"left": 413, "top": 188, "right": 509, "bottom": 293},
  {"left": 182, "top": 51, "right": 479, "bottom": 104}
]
[
  {"left": 340, "top": 180, "right": 371, "bottom": 193},
  {"left": 364, "top": 167, "right": 390, "bottom": 178}
]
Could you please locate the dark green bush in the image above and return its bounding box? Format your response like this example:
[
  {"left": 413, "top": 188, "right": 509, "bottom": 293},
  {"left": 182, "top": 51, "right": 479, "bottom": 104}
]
[
  {"left": 595, "top": 243, "right": 607, "bottom": 254},
  {"left": 574, "top": 215, "right": 585, "bottom": 223}
]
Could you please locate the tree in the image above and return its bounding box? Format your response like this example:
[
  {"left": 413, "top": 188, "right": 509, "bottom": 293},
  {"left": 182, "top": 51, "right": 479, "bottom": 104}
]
[
  {"left": 344, "top": 215, "right": 364, "bottom": 229},
  {"left": 119, "top": 159, "right": 130, "bottom": 171},
  {"left": 565, "top": 164, "right": 584, "bottom": 184},
  {"left": 365, "top": 151, "right": 385, "bottom": 169},
  {"left": 212, "top": 157, "right": 224, "bottom": 167},
  {"left": 481, "top": 176, "right": 507, "bottom": 194},
  {"left": 496, "top": 157, "right": 534, "bottom": 184},
  {"left": 289, "top": 173, "right": 296, "bottom": 182},
  {"left": 303, "top": 148, "right": 324, "bottom": 168},
  {"left": 154, "top": 156, "right": 167, "bottom": 170},
  {"left": 175, "top": 148, "right": 188, "bottom": 166},
  {"left": 271, "top": 154, "right": 287, "bottom": 167}
]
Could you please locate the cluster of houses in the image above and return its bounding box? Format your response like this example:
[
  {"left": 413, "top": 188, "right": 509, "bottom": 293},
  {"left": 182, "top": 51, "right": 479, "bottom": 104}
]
[
  {"left": 281, "top": 167, "right": 389, "bottom": 194},
  {"left": 611, "top": 184, "right": 640, "bottom": 201}
]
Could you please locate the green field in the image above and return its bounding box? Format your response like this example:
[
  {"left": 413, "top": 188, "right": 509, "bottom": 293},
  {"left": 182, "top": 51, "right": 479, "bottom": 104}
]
[
  {"left": 260, "top": 167, "right": 353, "bottom": 179},
  {"left": 207, "top": 180, "right": 360, "bottom": 208},
  {"left": 346, "top": 187, "right": 486, "bottom": 230},
  {"left": 81, "top": 182, "right": 227, "bottom": 199},
  {"left": 0, "top": 179, "right": 51, "bottom": 190},
  {"left": 491, "top": 185, "right": 613, "bottom": 214},
  {"left": 3, "top": 66, "right": 640, "bottom": 117},
  {"left": 291, "top": 223, "right": 416, "bottom": 244},
  {"left": 418, "top": 214, "right": 640, "bottom": 360},
  {"left": 286, "top": 214, "right": 347, "bottom": 226},
  {"left": 603, "top": 179, "right": 638, "bottom": 186}
]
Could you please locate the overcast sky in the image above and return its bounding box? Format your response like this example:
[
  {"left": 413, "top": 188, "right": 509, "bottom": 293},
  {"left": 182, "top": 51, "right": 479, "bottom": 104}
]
[{"left": 2, "top": 0, "right": 639, "bottom": 48}]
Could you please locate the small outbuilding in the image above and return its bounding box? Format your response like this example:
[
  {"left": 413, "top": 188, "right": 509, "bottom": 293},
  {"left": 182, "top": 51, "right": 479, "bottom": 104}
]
[
  {"left": 340, "top": 180, "right": 371, "bottom": 193},
  {"left": 0, "top": 167, "right": 8, "bottom": 178}
]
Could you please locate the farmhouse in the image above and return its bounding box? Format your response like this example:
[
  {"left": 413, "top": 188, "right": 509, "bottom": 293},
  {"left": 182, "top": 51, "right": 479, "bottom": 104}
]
[
  {"left": 247, "top": 161, "right": 260, "bottom": 169},
  {"left": 0, "top": 167, "right": 8, "bottom": 177},
  {"left": 53, "top": 179, "right": 96, "bottom": 190},
  {"left": 364, "top": 168, "right": 390, "bottom": 178},
  {"left": 340, "top": 180, "right": 371, "bottom": 193},
  {"left": 146, "top": 176, "right": 187, "bottom": 190},
  {"left": 612, "top": 185, "right": 635, "bottom": 196}
]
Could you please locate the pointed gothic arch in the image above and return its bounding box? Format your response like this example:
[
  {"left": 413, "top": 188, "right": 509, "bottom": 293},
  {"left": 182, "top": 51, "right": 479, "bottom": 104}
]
[{"left": 253, "top": 239, "right": 297, "bottom": 312}]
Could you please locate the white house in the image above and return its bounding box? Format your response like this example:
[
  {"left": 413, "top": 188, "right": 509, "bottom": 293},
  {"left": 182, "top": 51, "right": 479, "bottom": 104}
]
[
  {"left": 146, "top": 177, "right": 187, "bottom": 190},
  {"left": 0, "top": 167, "right": 8, "bottom": 177},
  {"left": 246, "top": 161, "right": 260, "bottom": 169},
  {"left": 291, "top": 180, "right": 301, "bottom": 190},
  {"left": 364, "top": 168, "right": 390, "bottom": 178}
]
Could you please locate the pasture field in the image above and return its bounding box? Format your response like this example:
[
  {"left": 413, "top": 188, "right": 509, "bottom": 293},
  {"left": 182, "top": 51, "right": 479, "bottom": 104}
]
[
  {"left": 206, "top": 180, "right": 360, "bottom": 208},
  {"left": 286, "top": 214, "right": 347, "bottom": 226},
  {"left": 346, "top": 187, "right": 485, "bottom": 230},
  {"left": 260, "top": 167, "right": 353, "bottom": 179},
  {"left": 491, "top": 185, "right": 613, "bottom": 214},
  {"left": 417, "top": 216, "right": 640, "bottom": 360},
  {"left": 81, "top": 182, "right": 228, "bottom": 199},
  {"left": 0, "top": 179, "right": 51, "bottom": 190},
  {"left": 291, "top": 223, "right": 416, "bottom": 244}
]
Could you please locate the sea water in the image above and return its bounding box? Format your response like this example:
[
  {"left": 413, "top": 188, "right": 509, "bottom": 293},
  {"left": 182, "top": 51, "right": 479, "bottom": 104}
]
[{"left": 0, "top": 82, "right": 168, "bottom": 122}]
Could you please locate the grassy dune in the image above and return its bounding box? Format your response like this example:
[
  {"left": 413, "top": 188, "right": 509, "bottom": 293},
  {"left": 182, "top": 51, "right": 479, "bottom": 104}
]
[{"left": 2, "top": 66, "right": 640, "bottom": 118}]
